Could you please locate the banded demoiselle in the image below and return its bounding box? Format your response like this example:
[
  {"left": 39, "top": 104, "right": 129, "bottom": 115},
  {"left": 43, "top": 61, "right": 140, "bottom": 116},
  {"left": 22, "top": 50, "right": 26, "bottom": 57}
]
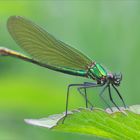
[{"left": 0, "top": 16, "right": 126, "bottom": 122}]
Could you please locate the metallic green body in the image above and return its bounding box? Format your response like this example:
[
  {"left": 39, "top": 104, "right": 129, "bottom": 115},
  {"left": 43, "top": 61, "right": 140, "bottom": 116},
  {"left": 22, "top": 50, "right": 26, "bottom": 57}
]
[
  {"left": 88, "top": 63, "right": 107, "bottom": 79},
  {"left": 61, "top": 63, "right": 107, "bottom": 79}
]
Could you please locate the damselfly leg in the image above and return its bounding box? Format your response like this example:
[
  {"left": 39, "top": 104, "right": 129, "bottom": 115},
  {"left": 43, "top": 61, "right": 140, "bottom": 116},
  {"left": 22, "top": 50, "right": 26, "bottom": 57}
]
[
  {"left": 108, "top": 85, "right": 121, "bottom": 111},
  {"left": 84, "top": 88, "right": 88, "bottom": 108},
  {"left": 112, "top": 84, "right": 127, "bottom": 109},
  {"left": 77, "top": 87, "right": 93, "bottom": 109},
  {"left": 99, "top": 85, "right": 113, "bottom": 112},
  {"left": 62, "top": 82, "right": 102, "bottom": 123}
]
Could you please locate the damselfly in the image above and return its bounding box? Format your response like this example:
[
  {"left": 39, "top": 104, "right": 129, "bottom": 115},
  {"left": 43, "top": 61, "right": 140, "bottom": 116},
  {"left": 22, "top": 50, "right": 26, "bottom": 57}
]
[{"left": 0, "top": 16, "right": 126, "bottom": 122}]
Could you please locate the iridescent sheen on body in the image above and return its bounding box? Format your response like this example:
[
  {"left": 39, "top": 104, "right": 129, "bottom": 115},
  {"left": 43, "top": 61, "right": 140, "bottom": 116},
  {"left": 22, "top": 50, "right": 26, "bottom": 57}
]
[{"left": 88, "top": 63, "right": 107, "bottom": 79}]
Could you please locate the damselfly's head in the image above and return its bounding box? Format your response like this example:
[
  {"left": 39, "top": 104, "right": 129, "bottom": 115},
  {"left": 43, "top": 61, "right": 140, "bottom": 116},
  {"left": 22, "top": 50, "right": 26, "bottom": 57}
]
[{"left": 107, "top": 73, "right": 122, "bottom": 86}]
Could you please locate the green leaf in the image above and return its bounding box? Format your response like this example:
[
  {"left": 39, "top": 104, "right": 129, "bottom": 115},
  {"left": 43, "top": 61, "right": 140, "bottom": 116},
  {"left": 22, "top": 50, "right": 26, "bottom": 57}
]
[{"left": 25, "top": 105, "right": 140, "bottom": 140}]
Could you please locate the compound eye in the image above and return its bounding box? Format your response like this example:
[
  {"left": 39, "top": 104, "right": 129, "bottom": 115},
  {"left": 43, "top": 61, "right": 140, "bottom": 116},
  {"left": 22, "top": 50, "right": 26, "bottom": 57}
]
[{"left": 113, "top": 74, "right": 117, "bottom": 80}]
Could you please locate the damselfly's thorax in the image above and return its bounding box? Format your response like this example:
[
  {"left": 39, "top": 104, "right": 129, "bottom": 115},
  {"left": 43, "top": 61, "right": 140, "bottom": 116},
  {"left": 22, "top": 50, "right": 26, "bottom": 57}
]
[
  {"left": 87, "top": 62, "right": 122, "bottom": 86},
  {"left": 87, "top": 62, "right": 107, "bottom": 83}
]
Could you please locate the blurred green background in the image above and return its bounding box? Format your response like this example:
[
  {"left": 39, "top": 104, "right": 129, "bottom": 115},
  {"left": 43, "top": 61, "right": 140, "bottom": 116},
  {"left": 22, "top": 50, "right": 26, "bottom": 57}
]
[{"left": 0, "top": 1, "right": 140, "bottom": 140}]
